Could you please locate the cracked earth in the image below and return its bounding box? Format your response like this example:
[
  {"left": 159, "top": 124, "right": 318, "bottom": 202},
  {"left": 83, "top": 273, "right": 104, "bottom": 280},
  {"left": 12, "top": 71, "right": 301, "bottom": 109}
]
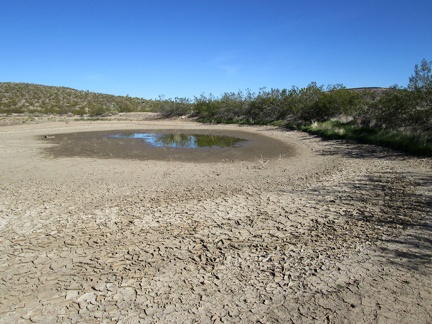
[{"left": 0, "top": 118, "right": 431, "bottom": 323}]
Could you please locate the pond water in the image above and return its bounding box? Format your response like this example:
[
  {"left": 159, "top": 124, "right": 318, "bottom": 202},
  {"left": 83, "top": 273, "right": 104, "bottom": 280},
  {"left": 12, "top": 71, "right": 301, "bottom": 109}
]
[
  {"left": 109, "top": 133, "right": 245, "bottom": 148},
  {"left": 41, "top": 129, "right": 294, "bottom": 162}
]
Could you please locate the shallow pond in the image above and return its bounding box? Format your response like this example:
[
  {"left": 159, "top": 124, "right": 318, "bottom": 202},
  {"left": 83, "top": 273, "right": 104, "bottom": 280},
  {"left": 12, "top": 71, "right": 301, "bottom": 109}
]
[{"left": 41, "top": 129, "right": 294, "bottom": 162}]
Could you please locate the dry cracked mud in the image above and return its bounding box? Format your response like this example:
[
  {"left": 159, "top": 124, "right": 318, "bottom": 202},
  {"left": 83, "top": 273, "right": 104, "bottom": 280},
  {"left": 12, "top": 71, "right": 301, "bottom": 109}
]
[{"left": 0, "top": 117, "right": 431, "bottom": 323}]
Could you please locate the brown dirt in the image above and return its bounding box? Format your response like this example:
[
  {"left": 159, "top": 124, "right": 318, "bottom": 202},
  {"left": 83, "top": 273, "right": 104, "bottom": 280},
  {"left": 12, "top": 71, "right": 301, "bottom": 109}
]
[{"left": 0, "top": 117, "right": 431, "bottom": 323}]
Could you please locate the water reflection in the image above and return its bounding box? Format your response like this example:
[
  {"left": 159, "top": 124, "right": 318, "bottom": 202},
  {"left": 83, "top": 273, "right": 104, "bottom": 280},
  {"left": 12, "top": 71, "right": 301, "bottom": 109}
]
[{"left": 110, "top": 133, "right": 246, "bottom": 148}]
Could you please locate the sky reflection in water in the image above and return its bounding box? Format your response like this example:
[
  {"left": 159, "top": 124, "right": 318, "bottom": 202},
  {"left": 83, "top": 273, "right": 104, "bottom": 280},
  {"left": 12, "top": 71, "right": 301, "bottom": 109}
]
[{"left": 109, "top": 133, "right": 246, "bottom": 148}]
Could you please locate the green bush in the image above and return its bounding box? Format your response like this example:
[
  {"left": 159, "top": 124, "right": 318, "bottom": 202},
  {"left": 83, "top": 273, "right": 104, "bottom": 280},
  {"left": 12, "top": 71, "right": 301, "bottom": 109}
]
[
  {"left": 156, "top": 97, "right": 193, "bottom": 118},
  {"left": 375, "top": 87, "right": 432, "bottom": 131}
]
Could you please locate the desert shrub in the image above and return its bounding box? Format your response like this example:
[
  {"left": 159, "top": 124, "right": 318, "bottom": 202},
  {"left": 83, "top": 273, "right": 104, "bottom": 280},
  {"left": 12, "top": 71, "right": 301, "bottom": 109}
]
[
  {"left": 375, "top": 86, "right": 432, "bottom": 131},
  {"left": 244, "top": 88, "right": 291, "bottom": 123},
  {"left": 192, "top": 94, "right": 223, "bottom": 122},
  {"left": 295, "top": 83, "right": 324, "bottom": 122},
  {"left": 296, "top": 84, "right": 363, "bottom": 122},
  {"left": 156, "top": 97, "right": 193, "bottom": 117},
  {"left": 1, "top": 106, "right": 25, "bottom": 115},
  {"left": 87, "top": 104, "right": 107, "bottom": 117},
  {"left": 72, "top": 107, "right": 87, "bottom": 116},
  {"left": 408, "top": 58, "right": 432, "bottom": 91},
  {"left": 216, "top": 91, "right": 247, "bottom": 122}
]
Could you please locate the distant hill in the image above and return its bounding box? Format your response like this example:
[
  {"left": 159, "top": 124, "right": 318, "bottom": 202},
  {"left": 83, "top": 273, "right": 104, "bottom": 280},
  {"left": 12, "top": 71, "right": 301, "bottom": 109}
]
[
  {"left": 347, "top": 86, "right": 389, "bottom": 94},
  {"left": 0, "top": 82, "right": 156, "bottom": 116},
  {"left": 0, "top": 82, "right": 391, "bottom": 117}
]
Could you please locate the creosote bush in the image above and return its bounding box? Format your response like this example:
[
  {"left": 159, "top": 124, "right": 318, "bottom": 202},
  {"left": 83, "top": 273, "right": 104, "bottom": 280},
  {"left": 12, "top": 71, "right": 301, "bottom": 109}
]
[{"left": 155, "top": 96, "right": 193, "bottom": 117}]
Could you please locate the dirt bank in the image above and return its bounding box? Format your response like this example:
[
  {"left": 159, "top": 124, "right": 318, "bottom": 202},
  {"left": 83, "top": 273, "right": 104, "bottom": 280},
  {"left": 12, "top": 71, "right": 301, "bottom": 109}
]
[{"left": 0, "top": 119, "right": 431, "bottom": 323}]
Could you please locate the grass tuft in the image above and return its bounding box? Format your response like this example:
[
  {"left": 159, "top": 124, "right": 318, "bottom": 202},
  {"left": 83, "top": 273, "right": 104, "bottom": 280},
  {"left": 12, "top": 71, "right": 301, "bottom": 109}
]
[{"left": 300, "top": 121, "right": 432, "bottom": 156}]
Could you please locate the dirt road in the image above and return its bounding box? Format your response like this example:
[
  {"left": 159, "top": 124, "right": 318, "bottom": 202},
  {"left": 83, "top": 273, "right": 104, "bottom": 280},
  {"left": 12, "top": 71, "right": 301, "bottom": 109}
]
[{"left": 0, "top": 119, "right": 430, "bottom": 323}]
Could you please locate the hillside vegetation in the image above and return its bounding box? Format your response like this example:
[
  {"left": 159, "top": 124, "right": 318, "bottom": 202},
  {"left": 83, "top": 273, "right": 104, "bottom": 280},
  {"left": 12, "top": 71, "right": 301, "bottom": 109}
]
[
  {"left": 1, "top": 59, "right": 431, "bottom": 155},
  {"left": 156, "top": 59, "right": 432, "bottom": 156},
  {"left": 0, "top": 82, "right": 156, "bottom": 116}
]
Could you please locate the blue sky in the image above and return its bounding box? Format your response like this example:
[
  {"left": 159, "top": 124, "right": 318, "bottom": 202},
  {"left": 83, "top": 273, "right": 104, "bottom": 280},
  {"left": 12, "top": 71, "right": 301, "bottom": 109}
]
[{"left": 1, "top": 0, "right": 431, "bottom": 99}]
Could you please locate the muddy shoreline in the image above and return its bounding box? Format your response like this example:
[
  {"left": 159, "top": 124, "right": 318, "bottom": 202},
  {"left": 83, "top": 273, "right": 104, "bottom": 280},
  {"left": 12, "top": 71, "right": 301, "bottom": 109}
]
[
  {"left": 0, "top": 119, "right": 431, "bottom": 323},
  {"left": 41, "top": 128, "right": 295, "bottom": 163}
]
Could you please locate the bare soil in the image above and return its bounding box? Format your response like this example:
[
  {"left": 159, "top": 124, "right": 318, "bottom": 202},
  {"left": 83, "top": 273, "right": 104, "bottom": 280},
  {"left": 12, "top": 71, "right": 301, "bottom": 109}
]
[{"left": 0, "top": 117, "right": 431, "bottom": 323}]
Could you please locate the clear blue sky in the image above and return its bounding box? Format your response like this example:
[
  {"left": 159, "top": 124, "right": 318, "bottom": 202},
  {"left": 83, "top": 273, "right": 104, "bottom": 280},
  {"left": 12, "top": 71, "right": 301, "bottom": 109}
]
[{"left": 1, "top": 0, "right": 431, "bottom": 99}]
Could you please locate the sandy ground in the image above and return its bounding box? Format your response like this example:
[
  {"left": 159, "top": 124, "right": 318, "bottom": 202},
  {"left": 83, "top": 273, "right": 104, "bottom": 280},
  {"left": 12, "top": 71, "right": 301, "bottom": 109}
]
[{"left": 0, "top": 117, "right": 431, "bottom": 323}]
